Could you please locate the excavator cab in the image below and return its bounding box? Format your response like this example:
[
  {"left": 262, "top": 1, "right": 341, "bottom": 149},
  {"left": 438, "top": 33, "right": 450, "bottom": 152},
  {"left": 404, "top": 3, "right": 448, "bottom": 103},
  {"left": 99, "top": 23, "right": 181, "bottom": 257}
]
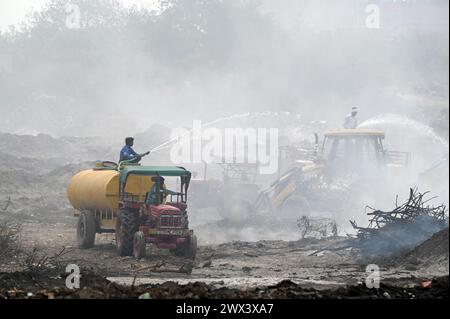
[{"left": 319, "top": 129, "right": 410, "bottom": 178}]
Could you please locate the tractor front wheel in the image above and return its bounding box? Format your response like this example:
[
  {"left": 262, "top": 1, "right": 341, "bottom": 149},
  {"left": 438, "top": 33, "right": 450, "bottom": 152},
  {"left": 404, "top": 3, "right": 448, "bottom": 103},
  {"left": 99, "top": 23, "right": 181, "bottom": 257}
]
[
  {"left": 173, "top": 234, "right": 197, "bottom": 260},
  {"left": 186, "top": 234, "right": 198, "bottom": 260},
  {"left": 76, "top": 211, "right": 96, "bottom": 249},
  {"left": 116, "top": 209, "right": 137, "bottom": 256}
]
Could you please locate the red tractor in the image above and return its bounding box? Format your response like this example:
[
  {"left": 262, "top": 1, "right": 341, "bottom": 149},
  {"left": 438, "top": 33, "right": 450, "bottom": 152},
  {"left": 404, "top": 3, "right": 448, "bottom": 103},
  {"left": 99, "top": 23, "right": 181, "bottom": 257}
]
[{"left": 68, "top": 165, "right": 197, "bottom": 260}]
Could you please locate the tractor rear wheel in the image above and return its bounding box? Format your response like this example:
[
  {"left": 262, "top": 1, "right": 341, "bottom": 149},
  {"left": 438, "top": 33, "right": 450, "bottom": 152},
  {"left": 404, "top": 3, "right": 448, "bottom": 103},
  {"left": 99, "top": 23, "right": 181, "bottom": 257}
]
[
  {"left": 116, "top": 209, "right": 138, "bottom": 256},
  {"left": 77, "top": 211, "right": 96, "bottom": 249},
  {"left": 133, "top": 231, "right": 146, "bottom": 259}
]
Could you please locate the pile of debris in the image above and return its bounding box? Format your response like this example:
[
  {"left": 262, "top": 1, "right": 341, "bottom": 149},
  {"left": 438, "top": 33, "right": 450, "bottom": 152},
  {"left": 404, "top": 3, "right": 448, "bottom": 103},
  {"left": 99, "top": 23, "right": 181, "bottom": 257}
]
[
  {"left": 406, "top": 227, "right": 449, "bottom": 261},
  {"left": 350, "top": 189, "right": 448, "bottom": 255},
  {"left": 394, "top": 226, "right": 449, "bottom": 272}
]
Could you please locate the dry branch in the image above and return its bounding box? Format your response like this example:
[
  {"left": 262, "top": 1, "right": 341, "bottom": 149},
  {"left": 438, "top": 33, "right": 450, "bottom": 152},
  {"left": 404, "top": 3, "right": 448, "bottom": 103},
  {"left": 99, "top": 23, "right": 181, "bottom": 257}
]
[{"left": 350, "top": 188, "right": 448, "bottom": 254}]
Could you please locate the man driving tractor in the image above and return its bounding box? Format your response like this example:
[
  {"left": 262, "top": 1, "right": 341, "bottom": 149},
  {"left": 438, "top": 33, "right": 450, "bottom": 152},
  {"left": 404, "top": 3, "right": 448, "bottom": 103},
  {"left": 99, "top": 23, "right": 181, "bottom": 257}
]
[
  {"left": 120, "top": 137, "right": 150, "bottom": 163},
  {"left": 145, "top": 176, "right": 179, "bottom": 205}
]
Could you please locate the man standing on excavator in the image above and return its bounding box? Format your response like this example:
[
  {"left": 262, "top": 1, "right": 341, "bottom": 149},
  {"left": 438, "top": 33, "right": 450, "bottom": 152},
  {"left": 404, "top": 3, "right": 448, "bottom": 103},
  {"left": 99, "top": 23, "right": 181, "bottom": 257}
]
[
  {"left": 344, "top": 106, "right": 359, "bottom": 129},
  {"left": 120, "top": 137, "right": 150, "bottom": 163}
]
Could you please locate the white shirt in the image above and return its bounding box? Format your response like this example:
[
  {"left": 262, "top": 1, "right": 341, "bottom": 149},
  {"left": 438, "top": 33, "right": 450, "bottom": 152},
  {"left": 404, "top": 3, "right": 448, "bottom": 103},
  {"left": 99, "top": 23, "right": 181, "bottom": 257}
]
[{"left": 344, "top": 113, "right": 358, "bottom": 129}]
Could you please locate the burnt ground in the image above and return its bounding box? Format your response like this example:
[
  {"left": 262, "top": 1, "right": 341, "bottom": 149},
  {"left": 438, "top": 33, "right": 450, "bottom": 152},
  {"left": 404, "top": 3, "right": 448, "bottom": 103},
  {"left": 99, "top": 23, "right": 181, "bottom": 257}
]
[
  {"left": 0, "top": 215, "right": 448, "bottom": 298},
  {"left": 0, "top": 271, "right": 448, "bottom": 299}
]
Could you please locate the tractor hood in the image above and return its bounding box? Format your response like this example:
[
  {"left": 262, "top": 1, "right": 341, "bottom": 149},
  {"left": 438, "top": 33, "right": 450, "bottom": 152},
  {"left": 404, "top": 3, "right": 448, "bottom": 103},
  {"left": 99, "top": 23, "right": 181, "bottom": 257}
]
[{"left": 149, "top": 204, "right": 181, "bottom": 216}]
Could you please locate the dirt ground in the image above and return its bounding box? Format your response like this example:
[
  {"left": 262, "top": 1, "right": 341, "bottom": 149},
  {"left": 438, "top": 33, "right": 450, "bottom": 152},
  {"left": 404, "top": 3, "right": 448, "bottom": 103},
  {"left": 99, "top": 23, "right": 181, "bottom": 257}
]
[
  {"left": 0, "top": 215, "right": 447, "bottom": 297},
  {"left": 1, "top": 271, "right": 447, "bottom": 299}
]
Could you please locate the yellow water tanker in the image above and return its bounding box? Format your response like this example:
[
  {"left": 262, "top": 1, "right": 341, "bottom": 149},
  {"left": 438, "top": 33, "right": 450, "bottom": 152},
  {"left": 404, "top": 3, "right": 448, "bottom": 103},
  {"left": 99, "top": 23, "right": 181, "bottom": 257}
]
[{"left": 67, "top": 169, "right": 153, "bottom": 212}]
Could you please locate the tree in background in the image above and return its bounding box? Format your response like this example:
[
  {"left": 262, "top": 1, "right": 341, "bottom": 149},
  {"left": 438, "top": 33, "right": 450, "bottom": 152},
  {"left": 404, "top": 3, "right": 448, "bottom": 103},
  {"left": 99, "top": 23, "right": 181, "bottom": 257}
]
[{"left": 0, "top": 0, "right": 447, "bottom": 136}]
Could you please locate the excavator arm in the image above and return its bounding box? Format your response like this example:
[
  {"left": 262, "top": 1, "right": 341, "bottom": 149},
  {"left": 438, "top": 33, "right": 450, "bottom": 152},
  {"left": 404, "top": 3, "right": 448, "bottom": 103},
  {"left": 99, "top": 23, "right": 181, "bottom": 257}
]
[{"left": 252, "top": 167, "right": 303, "bottom": 213}]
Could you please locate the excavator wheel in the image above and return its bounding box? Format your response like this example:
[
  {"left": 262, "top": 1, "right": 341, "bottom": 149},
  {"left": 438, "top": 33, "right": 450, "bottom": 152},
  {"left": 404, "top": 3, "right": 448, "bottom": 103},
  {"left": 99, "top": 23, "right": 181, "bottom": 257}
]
[
  {"left": 116, "top": 209, "right": 138, "bottom": 256},
  {"left": 77, "top": 211, "right": 96, "bottom": 249}
]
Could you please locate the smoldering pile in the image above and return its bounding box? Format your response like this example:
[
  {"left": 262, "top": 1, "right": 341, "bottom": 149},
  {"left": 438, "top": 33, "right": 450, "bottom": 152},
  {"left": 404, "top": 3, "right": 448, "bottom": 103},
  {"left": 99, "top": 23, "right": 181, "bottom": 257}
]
[{"left": 350, "top": 188, "right": 449, "bottom": 255}]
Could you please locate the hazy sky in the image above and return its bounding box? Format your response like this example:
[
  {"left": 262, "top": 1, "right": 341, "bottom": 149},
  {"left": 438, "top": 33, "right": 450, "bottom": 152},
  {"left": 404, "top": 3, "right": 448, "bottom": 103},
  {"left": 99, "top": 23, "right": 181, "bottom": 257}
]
[{"left": 0, "top": 0, "right": 158, "bottom": 31}]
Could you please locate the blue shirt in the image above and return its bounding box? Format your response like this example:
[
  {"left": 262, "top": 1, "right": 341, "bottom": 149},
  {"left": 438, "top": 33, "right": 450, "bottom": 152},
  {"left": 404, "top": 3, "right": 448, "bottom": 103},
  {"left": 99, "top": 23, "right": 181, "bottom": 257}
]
[{"left": 120, "top": 145, "right": 138, "bottom": 162}]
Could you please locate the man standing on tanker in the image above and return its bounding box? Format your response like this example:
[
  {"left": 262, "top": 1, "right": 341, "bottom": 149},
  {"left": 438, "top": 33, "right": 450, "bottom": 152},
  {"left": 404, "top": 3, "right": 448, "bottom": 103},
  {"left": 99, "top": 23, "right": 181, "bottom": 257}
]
[
  {"left": 120, "top": 137, "right": 150, "bottom": 163},
  {"left": 344, "top": 106, "right": 359, "bottom": 129}
]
